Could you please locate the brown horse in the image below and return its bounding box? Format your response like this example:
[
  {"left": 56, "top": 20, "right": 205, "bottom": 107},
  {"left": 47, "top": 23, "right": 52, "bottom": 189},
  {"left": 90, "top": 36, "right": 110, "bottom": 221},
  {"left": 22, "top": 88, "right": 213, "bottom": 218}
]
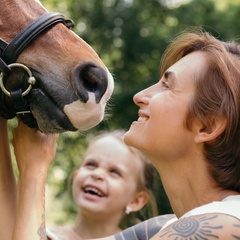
[{"left": 0, "top": 0, "right": 114, "bottom": 133}]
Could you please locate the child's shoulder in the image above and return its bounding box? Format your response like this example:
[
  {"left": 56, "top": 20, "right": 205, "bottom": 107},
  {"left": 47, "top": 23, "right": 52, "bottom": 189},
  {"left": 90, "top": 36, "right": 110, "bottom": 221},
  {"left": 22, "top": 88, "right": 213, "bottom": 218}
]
[{"left": 48, "top": 225, "right": 80, "bottom": 240}]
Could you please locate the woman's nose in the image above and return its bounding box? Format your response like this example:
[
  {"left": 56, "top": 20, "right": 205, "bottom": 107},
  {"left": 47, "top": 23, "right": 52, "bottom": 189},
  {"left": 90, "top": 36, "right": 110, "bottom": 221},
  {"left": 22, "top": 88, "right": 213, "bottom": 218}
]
[{"left": 133, "top": 84, "right": 156, "bottom": 106}]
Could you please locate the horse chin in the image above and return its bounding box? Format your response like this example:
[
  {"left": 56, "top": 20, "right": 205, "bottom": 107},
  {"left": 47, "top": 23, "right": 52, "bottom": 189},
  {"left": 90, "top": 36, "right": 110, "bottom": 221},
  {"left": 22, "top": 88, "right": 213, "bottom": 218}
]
[
  {"left": 63, "top": 92, "right": 106, "bottom": 131},
  {"left": 29, "top": 88, "right": 77, "bottom": 133}
]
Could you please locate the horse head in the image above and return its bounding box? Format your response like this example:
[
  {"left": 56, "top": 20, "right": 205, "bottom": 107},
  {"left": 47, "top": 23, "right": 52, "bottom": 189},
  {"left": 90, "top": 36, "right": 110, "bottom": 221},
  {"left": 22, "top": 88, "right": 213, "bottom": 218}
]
[{"left": 0, "top": 0, "right": 114, "bottom": 133}]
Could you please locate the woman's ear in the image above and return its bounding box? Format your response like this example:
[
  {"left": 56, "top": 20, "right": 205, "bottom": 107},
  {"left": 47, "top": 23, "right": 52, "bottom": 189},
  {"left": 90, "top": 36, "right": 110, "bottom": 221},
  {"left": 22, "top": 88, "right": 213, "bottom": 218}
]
[
  {"left": 127, "top": 191, "right": 149, "bottom": 213},
  {"left": 194, "top": 116, "right": 227, "bottom": 143}
]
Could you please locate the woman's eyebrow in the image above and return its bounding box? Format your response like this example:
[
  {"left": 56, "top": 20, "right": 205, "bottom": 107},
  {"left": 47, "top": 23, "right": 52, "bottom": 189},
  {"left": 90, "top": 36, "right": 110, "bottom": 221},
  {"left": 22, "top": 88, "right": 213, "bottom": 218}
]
[{"left": 164, "top": 70, "right": 177, "bottom": 83}]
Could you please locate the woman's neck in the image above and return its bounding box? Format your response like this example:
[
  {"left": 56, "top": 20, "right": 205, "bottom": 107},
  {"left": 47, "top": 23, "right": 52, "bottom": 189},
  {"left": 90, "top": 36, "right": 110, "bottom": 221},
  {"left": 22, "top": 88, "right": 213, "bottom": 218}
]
[{"left": 153, "top": 153, "right": 230, "bottom": 218}]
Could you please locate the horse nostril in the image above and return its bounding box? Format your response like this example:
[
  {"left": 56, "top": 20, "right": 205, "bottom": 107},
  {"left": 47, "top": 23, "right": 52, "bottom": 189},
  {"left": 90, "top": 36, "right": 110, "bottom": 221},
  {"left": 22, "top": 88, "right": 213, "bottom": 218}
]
[{"left": 78, "top": 63, "right": 108, "bottom": 103}]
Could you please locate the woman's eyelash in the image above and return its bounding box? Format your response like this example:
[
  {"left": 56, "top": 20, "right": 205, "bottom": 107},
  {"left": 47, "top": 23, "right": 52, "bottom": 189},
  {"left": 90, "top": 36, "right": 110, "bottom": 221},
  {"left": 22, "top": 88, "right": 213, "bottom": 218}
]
[{"left": 161, "top": 81, "right": 169, "bottom": 88}]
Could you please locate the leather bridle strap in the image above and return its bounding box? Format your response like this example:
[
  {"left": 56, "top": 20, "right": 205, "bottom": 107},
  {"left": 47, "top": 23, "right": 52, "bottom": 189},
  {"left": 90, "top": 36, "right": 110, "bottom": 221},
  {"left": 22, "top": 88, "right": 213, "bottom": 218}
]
[
  {"left": 0, "top": 12, "right": 74, "bottom": 127},
  {"left": 0, "top": 12, "right": 74, "bottom": 73}
]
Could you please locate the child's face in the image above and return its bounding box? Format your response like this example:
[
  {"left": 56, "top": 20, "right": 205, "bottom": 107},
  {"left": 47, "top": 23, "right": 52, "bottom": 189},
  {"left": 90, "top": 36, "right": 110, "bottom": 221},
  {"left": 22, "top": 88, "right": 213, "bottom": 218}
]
[{"left": 72, "top": 136, "right": 143, "bottom": 217}]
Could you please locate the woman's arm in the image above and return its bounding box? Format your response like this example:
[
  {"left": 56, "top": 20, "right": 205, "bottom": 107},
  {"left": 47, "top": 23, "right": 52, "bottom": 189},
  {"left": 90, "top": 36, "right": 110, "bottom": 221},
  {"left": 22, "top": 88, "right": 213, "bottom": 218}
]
[
  {"left": 11, "top": 121, "right": 57, "bottom": 240},
  {"left": 0, "top": 118, "right": 17, "bottom": 240}
]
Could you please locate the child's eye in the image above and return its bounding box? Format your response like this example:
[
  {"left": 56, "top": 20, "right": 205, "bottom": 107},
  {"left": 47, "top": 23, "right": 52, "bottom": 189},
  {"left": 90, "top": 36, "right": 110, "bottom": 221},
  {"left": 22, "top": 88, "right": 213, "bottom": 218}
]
[
  {"left": 110, "top": 168, "right": 121, "bottom": 177},
  {"left": 84, "top": 161, "right": 97, "bottom": 168}
]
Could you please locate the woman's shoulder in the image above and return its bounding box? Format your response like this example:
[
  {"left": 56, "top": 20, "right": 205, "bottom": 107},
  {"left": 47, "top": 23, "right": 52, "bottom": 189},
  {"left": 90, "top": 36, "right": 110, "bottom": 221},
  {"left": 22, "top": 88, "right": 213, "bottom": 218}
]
[
  {"left": 47, "top": 226, "right": 80, "bottom": 240},
  {"left": 182, "top": 195, "right": 240, "bottom": 219},
  {"left": 152, "top": 196, "right": 240, "bottom": 239},
  {"left": 152, "top": 213, "right": 240, "bottom": 239}
]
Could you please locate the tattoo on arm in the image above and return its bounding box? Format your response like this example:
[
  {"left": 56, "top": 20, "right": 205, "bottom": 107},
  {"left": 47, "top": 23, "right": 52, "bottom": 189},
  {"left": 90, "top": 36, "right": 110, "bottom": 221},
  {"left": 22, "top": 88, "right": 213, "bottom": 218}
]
[
  {"left": 160, "top": 215, "right": 221, "bottom": 239},
  {"left": 37, "top": 188, "right": 46, "bottom": 240},
  {"left": 158, "top": 214, "right": 240, "bottom": 240},
  {"left": 114, "top": 214, "right": 240, "bottom": 240},
  {"left": 38, "top": 214, "right": 47, "bottom": 240},
  {"left": 115, "top": 214, "right": 175, "bottom": 240}
]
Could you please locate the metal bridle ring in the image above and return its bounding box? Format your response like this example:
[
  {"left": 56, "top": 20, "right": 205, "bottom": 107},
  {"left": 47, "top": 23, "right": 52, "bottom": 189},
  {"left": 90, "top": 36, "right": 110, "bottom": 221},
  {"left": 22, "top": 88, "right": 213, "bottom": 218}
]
[{"left": 0, "top": 63, "right": 36, "bottom": 97}]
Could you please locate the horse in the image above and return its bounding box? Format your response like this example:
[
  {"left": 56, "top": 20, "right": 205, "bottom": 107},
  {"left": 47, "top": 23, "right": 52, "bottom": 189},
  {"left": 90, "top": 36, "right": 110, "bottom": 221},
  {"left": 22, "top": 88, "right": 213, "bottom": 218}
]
[{"left": 0, "top": 0, "right": 114, "bottom": 133}]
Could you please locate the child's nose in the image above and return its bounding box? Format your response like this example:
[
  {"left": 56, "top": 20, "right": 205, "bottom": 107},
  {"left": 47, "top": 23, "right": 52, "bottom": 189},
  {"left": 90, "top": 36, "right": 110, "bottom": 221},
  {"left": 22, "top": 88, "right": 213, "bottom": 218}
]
[{"left": 90, "top": 168, "right": 105, "bottom": 180}]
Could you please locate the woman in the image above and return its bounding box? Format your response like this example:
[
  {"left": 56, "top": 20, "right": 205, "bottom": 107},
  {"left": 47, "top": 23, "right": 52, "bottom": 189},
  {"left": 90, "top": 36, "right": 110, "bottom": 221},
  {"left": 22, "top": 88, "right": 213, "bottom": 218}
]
[
  {"left": 5, "top": 29, "right": 240, "bottom": 239},
  {"left": 123, "top": 29, "right": 240, "bottom": 238}
]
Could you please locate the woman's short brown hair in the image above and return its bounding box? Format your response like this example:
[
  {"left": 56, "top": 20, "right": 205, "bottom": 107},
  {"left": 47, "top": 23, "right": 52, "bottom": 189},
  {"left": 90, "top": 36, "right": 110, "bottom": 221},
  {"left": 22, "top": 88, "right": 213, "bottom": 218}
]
[{"left": 160, "top": 28, "right": 240, "bottom": 192}]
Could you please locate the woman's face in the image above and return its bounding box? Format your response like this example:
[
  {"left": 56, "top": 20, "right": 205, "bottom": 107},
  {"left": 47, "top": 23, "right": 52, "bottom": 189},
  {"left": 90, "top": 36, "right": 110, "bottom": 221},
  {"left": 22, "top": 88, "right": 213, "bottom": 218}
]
[
  {"left": 124, "top": 51, "right": 206, "bottom": 166},
  {"left": 72, "top": 136, "right": 143, "bottom": 217}
]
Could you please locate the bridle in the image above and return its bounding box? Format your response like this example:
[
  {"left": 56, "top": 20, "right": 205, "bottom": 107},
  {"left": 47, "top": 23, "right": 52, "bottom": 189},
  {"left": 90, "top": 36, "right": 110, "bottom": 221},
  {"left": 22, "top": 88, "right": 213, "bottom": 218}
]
[{"left": 0, "top": 12, "right": 74, "bottom": 128}]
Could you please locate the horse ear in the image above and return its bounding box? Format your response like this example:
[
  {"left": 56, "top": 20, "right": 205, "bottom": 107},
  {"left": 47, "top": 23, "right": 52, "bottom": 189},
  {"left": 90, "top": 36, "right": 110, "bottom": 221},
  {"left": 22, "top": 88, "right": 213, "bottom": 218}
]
[{"left": 194, "top": 116, "right": 227, "bottom": 143}]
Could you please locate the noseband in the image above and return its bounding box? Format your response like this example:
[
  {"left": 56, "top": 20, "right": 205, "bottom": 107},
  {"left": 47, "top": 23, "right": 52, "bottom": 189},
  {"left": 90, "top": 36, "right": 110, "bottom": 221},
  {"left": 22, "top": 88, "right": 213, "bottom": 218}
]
[{"left": 0, "top": 12, "right": 74, "bottom": 128}]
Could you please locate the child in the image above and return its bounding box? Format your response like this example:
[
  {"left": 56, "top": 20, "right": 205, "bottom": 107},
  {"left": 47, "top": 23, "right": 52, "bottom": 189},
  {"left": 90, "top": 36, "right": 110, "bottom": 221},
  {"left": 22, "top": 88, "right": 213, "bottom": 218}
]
[
  {"left": 47, "top": 130, "right": 158, "bottom": 239},
  {"left": 0, "top": 120, "right": 158, "bottom": 240}
]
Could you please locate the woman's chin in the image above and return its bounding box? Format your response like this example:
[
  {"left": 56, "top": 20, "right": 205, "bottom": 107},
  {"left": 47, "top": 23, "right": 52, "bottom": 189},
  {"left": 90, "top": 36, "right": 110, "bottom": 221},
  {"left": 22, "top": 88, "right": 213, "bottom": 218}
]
[{"left": 123, "top": 128, "right": 139, "bottom": 148}]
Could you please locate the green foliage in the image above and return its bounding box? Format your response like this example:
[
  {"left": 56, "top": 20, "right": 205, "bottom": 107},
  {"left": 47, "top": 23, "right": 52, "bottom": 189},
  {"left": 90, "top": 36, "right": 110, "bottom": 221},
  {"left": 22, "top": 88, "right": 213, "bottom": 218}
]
[{"left": 37, "top": 0, "right": 240, "bottom": 225}]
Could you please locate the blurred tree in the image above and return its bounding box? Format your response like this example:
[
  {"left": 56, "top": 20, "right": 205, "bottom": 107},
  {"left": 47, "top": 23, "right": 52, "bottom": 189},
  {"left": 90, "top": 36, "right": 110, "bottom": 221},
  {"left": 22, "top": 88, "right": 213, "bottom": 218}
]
[{"left": 37, "top": 0, "right": 240, "bottom": 225}]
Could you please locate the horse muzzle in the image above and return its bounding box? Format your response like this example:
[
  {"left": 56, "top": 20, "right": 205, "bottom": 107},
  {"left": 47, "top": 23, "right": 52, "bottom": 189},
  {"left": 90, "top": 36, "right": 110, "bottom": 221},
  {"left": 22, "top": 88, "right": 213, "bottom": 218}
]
[{"left": 27, "top": 63, "right": 113, "bottom": 133}]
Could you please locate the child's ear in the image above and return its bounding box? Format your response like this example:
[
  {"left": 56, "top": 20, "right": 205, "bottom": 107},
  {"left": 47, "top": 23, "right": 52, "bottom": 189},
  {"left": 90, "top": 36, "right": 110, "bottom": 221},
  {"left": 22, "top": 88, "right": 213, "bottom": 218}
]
[
  {"left": 127, "top": 191, "right": 149, "bottom": 212},
  {"left": 194, "top": 116, "right": 227, "bottom": 143}
]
